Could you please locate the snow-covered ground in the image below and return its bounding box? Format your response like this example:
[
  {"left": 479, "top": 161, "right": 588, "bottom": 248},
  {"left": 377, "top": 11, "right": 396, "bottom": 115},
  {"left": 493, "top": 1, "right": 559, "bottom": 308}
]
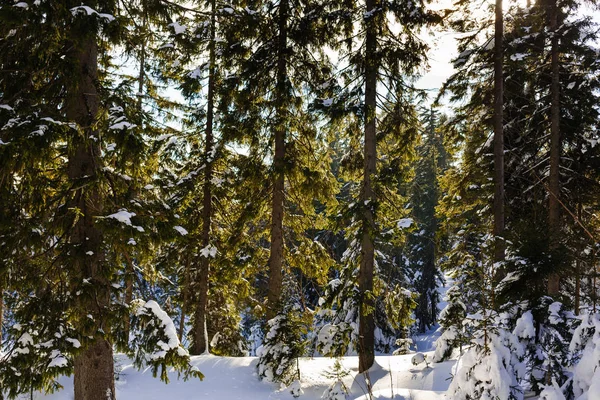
[
  {"left": 24, "top": 351, "right": 454, "bottom": 400},
  {"left": 8, "top": 276, "right": 456, "bottom": 400}
]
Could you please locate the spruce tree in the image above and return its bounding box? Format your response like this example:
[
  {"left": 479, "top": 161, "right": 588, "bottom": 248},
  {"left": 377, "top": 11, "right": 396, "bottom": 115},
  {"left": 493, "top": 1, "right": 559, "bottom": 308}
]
[
  {"left": 219, "top": 0, "right": 339, "bottom": 321},
  {"left": 0, "top": 1, "right": 202, "bottom": 398},
  {"left": 322, "top": 0, "right": 438, "bottom": 372},
  {"left": 407, "top": 107, "right": 445, "bottom": 332}
]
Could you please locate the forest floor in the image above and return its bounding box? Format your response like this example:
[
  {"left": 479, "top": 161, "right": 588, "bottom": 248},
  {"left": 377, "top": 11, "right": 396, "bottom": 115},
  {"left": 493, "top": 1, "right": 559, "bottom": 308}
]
[
  {"left": 12, "top": 277, "right": 459, "bottom": 399},
  {"left": 20, "top": 324, "right": 456, "bottom": 400}
]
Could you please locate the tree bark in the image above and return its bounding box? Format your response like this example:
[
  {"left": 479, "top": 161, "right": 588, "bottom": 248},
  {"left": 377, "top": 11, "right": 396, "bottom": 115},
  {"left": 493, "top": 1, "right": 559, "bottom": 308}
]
[
  {"left": 136, "top": 0, "right": 147, "bottom": 111},
  {"left": 66, "top": 11, "right": 115, "bottom": 400},
  {"left": 493, "top": 0, "right": 505, "bottom": 264},
  {"left": 575, "top": 202, "right": 581, "bottom": 315},
  {"left": 191, "top": 0, "right": 216, "bottom": 355},
  {"left": 0, "top": 285, "right": 3, "bottom": 338},
  {"left": 123, "top": 4, "right": 147, "bottom": 342},
  {"left": 548, "top": 0, "right": 561, "bottom": 296},
  {"left": 123, "top": 251, "right": 135, "bottom": 342},
  {"left": 358, "top": 0, "right": 378, "bottom": 374},
  {"left": 266, "top": 0, "right": 288, "bottom": 321},
  {"left": 179, "top": 255, "right": 191, "bottom": 341}
]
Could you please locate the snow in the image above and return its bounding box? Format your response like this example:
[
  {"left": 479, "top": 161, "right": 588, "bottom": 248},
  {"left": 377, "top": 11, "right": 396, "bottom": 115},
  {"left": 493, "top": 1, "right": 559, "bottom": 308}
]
[
  {"left": 109, "top": 121, "right": 136, "bottom": 130},
  {"left": 65, "top": 338, "right": 81, "bottom": 348},
  {"left": 168, "top": 22, "right": 186, "bottom": 35},
  {"left": 411, "top": 353, "right": 427, "bottom": 366},
  {"left": 355, "top": 389, "right": 446, "bottom": 400},
  {"left": 199, "top": 244, "right": 217, "bottom": 258},
  {"left": 22, "top": 353, "right": 455, "bottom": 400},
  {"left": 513, "top": 310, "right": 535, "bottom": 339},
  {"left": 48, "top": 351, "right": 68, "bottom": 368},
  {"left": 571, "top": 312, "right": 600, "bottom": 399},
  {"left": 540, "top": 380, "right": 567, "bottom": 400},
  {"left": 548, "top": 302, "right": 563, "bottom": 324},
  {"left": 173, "top": 225, "right": 188, "bottom": 236},
  {"left": 70, "top": 5, "right": 115, "bottom": 22},
  {"left": 288, "top": 380, "right": 303, "bottom": 397},
  {"left": 137, "top": 300, "right": 185, "bottom": 361},
  {"left": 397, "top": 218, "right": 413, "bottom": 229},
  {"left": 106, "top": 209, "right": 136, "bottom": 226}
]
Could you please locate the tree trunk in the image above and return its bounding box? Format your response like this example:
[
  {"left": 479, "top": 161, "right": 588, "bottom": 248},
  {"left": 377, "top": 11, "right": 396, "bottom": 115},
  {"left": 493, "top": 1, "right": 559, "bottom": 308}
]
[
  {"left": 266, "top": 0, "right": 288, "bottom": 321},
  {"left": 123, "top": 5, "right": 147, "bottom": 342},
  {"left": 548, "top": 0, "right": 561, "bottom": 296},
  {"left": 493, "top": 0, "right": 505, "bottom": 264},
  {"left": 179, "top": 256, "right": 191, "bottom": 341},
  {"left": 191, "top": 0, "right": 216, "bottom": 355},
  {"left": 575, "top": 202, "right": 581, "bottom": 315},
  {"left": 136, "top": 1, "right": 146, "bottom": 111},
  {"left": 0, "top": 286, "right": 3, "bottom": 338},
  {"left": 594, "top": 253, "right": 597, "bottom": 313},
  {"left": 358, "top": 0, "right": 378, "bottom": 374},
  {"left": 123, "top": 252, "right": 135, "bottom": 342},
  {"left": 66, "top": 20, "right": 116, "bottom": 400}
]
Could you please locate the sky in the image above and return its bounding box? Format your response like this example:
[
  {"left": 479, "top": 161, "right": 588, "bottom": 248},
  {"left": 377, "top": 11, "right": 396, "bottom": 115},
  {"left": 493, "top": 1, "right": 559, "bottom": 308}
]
[{"left": 416, "top": 0, "right": 458, "bottom": 96}]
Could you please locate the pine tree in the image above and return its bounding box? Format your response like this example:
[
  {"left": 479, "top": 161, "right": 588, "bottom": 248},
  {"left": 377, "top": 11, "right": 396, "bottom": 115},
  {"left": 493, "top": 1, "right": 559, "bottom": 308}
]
[
  {"left": 493, "top": 0, "right": 505, "bottom": 266},
  {"left": 436, "top": 0, "right": 600, "bottom": 393},
  {"left": 0, "top": 1, "right": 202, "bottom": 398},
  {"left": 407, "top": 107, "right": 445, "bottom": 332},
  {"left": 314, "top": 0, "right": 439, "bottom": 372},
  {"left": 217, "top": 0, "right": 339, "bottom": 323}
]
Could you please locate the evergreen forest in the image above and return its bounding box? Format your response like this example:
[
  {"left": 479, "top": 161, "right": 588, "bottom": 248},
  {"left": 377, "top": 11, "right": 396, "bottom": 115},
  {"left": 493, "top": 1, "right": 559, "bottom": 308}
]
[{"left": 0, "top": 0, "right": 599, "bottom": 399}]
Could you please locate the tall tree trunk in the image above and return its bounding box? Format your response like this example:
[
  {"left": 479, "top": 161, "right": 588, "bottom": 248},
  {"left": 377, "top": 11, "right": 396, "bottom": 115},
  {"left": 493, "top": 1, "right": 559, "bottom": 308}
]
[
  {"left": 266, "top": 0, "right": 288, "bottom": 321},
  {"left": 575, "top": 202, "right": 581, "bottom": 315},
  {"left": 594, "top": 253, "right": 597, "bottom": 313},
  {"left": 358, "top": 0, "right": 378, "bottom": 374},
  {"left": 179, "top": 255, "right": 191, "bottom": 340},
  {"left": 548, "top": 0, "right": 561, "bottom": 295},
  {"left": 136, "top": 1, "right": 146, "bottom": 111},
  {"left": 123, "top": 5, "right": 147, "bottom": 341},
  {"left": 493, "top": 0, "right": 505, "bottom": 264},
  {"left": 123, "top": 251, "right": 136, "bottom": 343},
  {"left": 66, "top": 17, "right": 115, "bottom": 400},
  {"left": 191, "top": 0, "right": 216, "bottom": 355},
  {"left": 0, "top": 286, "right": 3, "bottom": 338}
]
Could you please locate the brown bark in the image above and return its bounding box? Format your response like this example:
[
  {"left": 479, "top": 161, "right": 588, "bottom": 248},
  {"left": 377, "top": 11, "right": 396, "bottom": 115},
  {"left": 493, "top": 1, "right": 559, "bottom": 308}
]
[
  {"left": 575, "top": 202, "right": 581, "bottom": 315},
  {"left": 136, "top": 2, "right": 146, "bottom": 111},
  {"left": 493, "top": 0, "right": 505, "bottom": 264},
  {"left": 358, "top": 0, "right": 378, "bottom": 374},
  {"left": 0, "top": 285, "right": 3, "bottom": 337},
  {"left": 594, "top": 253, "right": 597, "bottom": 313},
  {"left": 123, "top": 253, "right": 134, "bottom": 340},
  {"left": 548, "top": 0, "right": 561, "bottom": 296},
  {"left": 266, "top": 0, "right": 288, "bottom": 321},
  {"left": 66, "top": 14, "right": 115, "bottom": 400},
  {"left": 191, "top": 0, "right": 216, "bottom": 355},
  {"left": 179, "top": 256, "right": 191, "bottom": 341},
  {"left": 124, "top": 6, "right": 147, "bottom": 340}
]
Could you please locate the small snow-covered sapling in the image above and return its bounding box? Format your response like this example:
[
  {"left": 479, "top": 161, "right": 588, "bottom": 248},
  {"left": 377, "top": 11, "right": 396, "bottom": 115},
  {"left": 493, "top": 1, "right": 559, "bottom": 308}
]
[{"left": 411, "top": 352, "right": 430, "bottom": 368}]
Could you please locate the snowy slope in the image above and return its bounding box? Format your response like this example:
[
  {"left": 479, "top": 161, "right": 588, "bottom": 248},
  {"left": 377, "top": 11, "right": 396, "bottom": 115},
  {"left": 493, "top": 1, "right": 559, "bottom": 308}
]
[
  {"left": 16, "top": 352, "right": 454, "bottom": 400},
  {"left": 412, "top": 274, "right": 453, "bottom": 353},
  {"left": 10, "top": 279, "right": 458, "bottom": 399}
]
